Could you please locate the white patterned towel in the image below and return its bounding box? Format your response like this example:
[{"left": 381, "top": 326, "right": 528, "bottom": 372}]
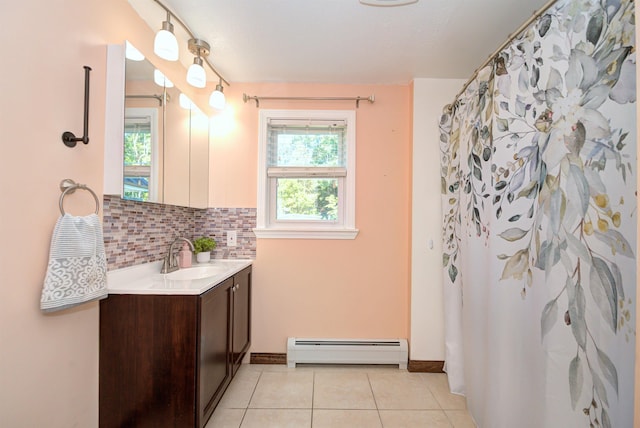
[{"left": 41, "top": 214, "right": 108, "bottom": 313}]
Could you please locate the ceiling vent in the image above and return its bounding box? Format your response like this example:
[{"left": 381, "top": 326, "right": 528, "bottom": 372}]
[{"left": 359, "top": 0, "right": 418, "bottom": 6}]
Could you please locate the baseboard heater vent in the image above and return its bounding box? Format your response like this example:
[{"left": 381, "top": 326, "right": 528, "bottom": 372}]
[{"left": 287, "top": 337, "right": 408, "bottom": 369}]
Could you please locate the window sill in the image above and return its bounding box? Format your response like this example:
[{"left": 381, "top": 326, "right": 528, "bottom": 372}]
[{"left": 253, "top": 228, "right": 359, "bottom": 240}]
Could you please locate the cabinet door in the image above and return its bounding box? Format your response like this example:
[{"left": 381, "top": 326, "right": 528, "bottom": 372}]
[
  {"left": 232, "top": 267, "right": 251, "bottom": 374},
  {"left": 100, "top": 294, "right": 198, "bottom": 428},
  {"left": 199, "top": 277, "right": 233, "bottom": 427}
]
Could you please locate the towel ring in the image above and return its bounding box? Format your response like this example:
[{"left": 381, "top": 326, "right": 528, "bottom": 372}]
[{"left": 59, "top": 179, "right": 100, "bottom": 215}]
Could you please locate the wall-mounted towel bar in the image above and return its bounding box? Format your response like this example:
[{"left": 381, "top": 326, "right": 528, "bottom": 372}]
[
  {"left": 59, "top": 179, "right": 100, "bottom": 215},
  {"left": 243, "top": 93, "right": 375, "bottom": 108},
  {"left": 62, "top": 66, "right": 92, "bottom": 148}
]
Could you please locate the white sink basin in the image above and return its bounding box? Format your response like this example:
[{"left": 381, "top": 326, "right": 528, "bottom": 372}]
[
  {"left": 107, "top": 259, "right": 252, "bottom": 295},
  {"left": 164, "top": 265, "right": 229, "bottom": 281}
]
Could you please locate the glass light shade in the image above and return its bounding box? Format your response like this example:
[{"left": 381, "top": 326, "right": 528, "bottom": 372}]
[
  {"left": 154, "top": 26, "right": 179, "bottom": 61},
  {"left": 153, "top": 69, "right": 174, "bottom": 88},
  {"left": 179, "top": 93, "right": 194, "bottom": 109},
  {"left": 209, "top": 86, "right": 226, "bottom": 110},
  {"left": 186, "top": 62, "right": 207, "bottom": 88},
  {"left": 125, "top": 41, "right": 145, "bottom": 61}
]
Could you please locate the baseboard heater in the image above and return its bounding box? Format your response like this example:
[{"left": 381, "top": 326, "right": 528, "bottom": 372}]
[{"left": 287, "top": 338, "right": 408, "bottom": 369}]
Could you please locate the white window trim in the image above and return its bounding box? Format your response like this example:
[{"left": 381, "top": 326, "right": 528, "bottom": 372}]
[{"left": 254, "top": 109, "right": 358, "bottom": 240}]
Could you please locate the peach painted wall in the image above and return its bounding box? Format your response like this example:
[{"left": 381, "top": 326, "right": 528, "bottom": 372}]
[
  {"left": 209, "top": 83, "right": 412, "bottom": 352},
  {"left": 0, "top": 1, "right": 166, "bottom": 426}
]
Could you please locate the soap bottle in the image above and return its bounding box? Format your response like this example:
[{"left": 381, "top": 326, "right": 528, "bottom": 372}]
[{"left": 178, "top": 242, "right": 192, "bottom": 268}]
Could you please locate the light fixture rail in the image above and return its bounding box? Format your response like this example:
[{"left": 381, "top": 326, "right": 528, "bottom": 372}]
[
  {"left": 242, "top": 93, "right": 375, "bottom": 108},
  {"left": 151, "top": 0, "right": 229, "bottom": 86}
]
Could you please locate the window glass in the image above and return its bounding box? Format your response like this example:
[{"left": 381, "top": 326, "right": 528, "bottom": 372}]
[
  {"left": 269, "top": 127, "right": 346, "bottom": 167},
  {"left": 276, "top": 178, "right": 339, "bottom": 221},
  {"left": 123, "top": 111, "right": 156, "bottom": 201},
  {"left": 256, "top": 110, "right": 358, "bottom": 239}
]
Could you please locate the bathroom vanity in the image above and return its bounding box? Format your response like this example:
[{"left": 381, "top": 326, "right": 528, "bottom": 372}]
[{"left": 99, "top": 260, "right": 252, "bottom": 428}]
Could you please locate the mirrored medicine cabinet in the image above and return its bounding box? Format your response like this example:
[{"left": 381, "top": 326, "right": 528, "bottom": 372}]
[{"left": 104, "top": 42, "right": 209, "bottom": 209}]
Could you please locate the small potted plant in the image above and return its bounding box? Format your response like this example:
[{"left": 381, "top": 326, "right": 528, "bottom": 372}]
[{"left": 193, "top": 236, "right": 216, "bottom": 263}]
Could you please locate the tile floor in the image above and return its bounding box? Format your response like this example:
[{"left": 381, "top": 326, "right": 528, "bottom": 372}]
[{"left": 205, "top": 364, "right": 476, "bottom": 428}]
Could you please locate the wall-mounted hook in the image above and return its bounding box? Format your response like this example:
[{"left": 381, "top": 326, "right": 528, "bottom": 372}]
[{"left": 62, "top": 66, "right": 92, "bottom": 147}]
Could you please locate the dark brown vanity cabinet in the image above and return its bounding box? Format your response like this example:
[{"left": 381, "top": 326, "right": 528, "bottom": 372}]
[
  {"left": 231, "top": 266, "right": 251, "bottom": 375},
  {"left": 99, "top": 266, "right": 251, "bottom": 428}
]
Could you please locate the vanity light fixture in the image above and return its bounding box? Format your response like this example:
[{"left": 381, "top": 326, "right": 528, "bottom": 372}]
[
  {"left": 209, "top": 79, "right": 226, "bottom": 110},
  {"left": 125, "top": 41, "right": 145, "bottom": 61},
  {"left": 153, "top": 69, "right": 174, "bottom": 88},
  {"left": 179, "top": 94, "right": 202, "bottom": 114},
  {"left": 154, "top": 11, "right": 179, "bottom": 61},
  {"left": 186, "top": 39, "right": 209, "bottom": 88},
  {"left": 179, "top": 93, "right": 194, "bottom": 109},
  {"left": 146, "top": 0, "right": 230, "bottom": 111}
]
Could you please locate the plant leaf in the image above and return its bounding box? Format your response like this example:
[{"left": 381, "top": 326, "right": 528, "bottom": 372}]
[
  {"left": 549, "top": 189, "right": 563, "bottom": 234},
  {"left": 568, "top": 164, "right": 589, "bottom": 215},
  {"left": 586, "top": 10, "right": 604, "bottom": 45},
  {"left": 500, "top": 249, "right": 529, "bottom": 280},
  {"left": 442, "top": 253, "right": 450, "bottom": 268},
  {"left": 567, "top": 279, "right": 587, "bottom": 349},
  {"left": 594, "top": 230, "right": 634, "bottom": 258},
  {"left": 565, "top": 232, "right": 590, "bottom": 262},
  {"left": 610, "top": 262, "right": 624, "bottom": 301},
  {"left": 517, "top": 180, "right": 538, "bottom": 199},
  {"left": 569, "top": 354, "right": 583, "bottom": 410},
  {"left": 592, "top": 370, "right": 609, "bottom": 406},
  {"left": 599, "top": 47, "right": 632, "bottom": 87},
  {"left": 538, "top": 14, "right": 552, "bottom": 37},
  {"left": 510, "top": 167, "right": 526, "bottom": 192},
  {"left": 601, "top": 408, "right": 612, "bottom": 428},
  {"left": 547, "top": 67, "right": 563, "bottom": 90},
  {"left": 482, "top": 147, "right": 491, "bottom": 161},
  {"left": 537, "top": 240, "right": 562, "bottom": 271},
  {"left": 541, "top": 298, "right": 558, "bottom": 340},
  {"left": 496, "top": 118, "right": 509, "bottom": 132},
  {"left": 590, "top": 257, "right": 618, "bottom": 332},
  {"left": 473, "top": 166, "right": 482, "bottom": 181},
  {"left": 597, "top": 347, "right": 619, "bottom": 395},
  {"left": 499, "top": 228, "right": 529, "bottom": 241},
  {"left": 448, "top": 264, "right": 458, "bottom": 283}
]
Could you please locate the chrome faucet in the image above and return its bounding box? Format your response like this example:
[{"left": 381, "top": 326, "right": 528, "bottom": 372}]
[{"left": 161, "top": 237, "right": 195, "bottom": 274}]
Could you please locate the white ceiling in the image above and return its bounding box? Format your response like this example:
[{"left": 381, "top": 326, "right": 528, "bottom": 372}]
[{"left": 129, "top": 0, "right": 551, "bottom": 85}]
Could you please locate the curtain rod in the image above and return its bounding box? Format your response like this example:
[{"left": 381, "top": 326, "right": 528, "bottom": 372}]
[
  {"left": 242, "top": 93, "right": 375, "bottom": 108},
  {"left": 447, "top": 0, "right": 558, "bottom": 110},
  {"left": 125, "top": 94, "right": 164, "bottom": 105},
  {"left": 151, "top": 0, "right": 229, "bottom": 86}
]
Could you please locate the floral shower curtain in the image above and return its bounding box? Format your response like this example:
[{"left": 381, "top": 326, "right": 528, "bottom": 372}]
[{"left": 439, "top": 1, "right": 636, "bottom": 427}]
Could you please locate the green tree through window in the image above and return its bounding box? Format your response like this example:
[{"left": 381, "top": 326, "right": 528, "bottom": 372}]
[{"left": 275, "top": 133, "right": 340, "bottom": 220}]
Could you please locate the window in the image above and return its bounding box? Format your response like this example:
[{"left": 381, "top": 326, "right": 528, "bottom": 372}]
[
  {"left": 123, "top": 108, "right": 159, "bottom": 202},
  {"left": 255, "top": 110, "right": 358, "bottom": 239}
]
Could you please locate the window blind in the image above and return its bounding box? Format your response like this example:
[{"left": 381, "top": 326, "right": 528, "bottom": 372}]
[{"left": 267, "top": 119, "right": 347, "bottom": 168}]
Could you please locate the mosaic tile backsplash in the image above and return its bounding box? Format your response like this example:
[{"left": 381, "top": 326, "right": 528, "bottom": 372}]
[{"left": 103, "top": 195, "right": 256, "bottom": 270}]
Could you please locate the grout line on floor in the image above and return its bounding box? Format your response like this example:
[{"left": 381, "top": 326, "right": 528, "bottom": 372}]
[{"left": 366, "top": 372, "right": 380, "bottom": 411}]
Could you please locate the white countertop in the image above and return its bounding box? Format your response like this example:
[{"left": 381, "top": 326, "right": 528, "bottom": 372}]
[{"left": 107, "top": 259, "right": 253, "bottom": 295}]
